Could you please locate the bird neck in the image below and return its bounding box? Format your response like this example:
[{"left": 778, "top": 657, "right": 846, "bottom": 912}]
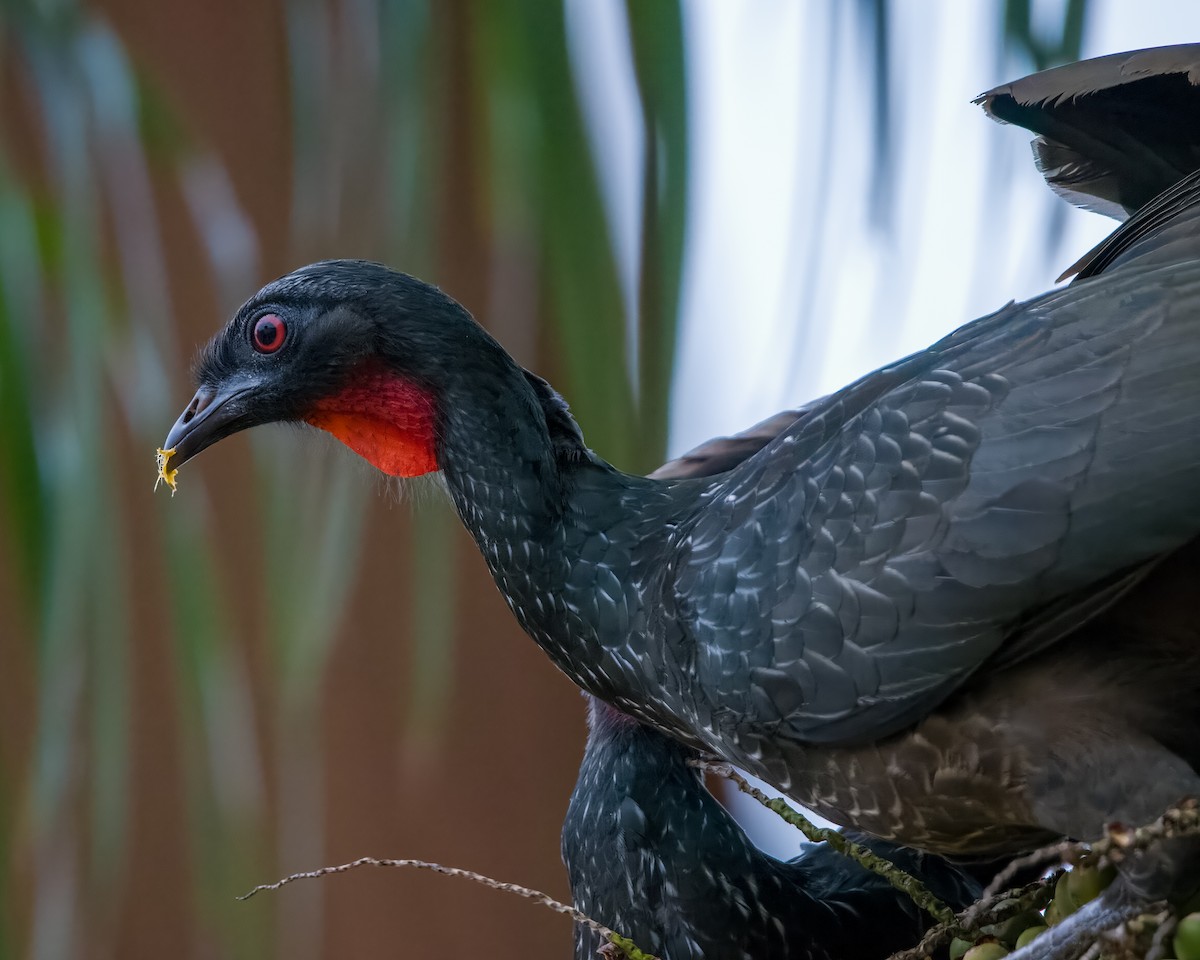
[
  {"left": 434, "top": 360, "right": 683, "bottom": 702},
  {"left": 435, "top": 359, "right": 585, "bottom": 538}
]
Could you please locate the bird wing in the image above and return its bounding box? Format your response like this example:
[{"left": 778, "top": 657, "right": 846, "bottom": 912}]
[
  {"left": 977, "top": 44, "right": 1200, "bottom": 218},
  {"left": 650, "top": 406, "right": 820, "bottom": 481},
  {"left": 1063, "top": 167, "right": 1200, "bottom": 281},
  {"left": 670, "top": 199, "right": 1200, "bottom": 746}
]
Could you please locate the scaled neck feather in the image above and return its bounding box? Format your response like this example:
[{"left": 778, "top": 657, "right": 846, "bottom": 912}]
[{"left": 434, "top": 357, "right": 684, "bottom": 710}]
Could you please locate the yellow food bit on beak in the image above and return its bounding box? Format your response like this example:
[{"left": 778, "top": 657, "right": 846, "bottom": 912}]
[{"left": 155, "top": 447, "right": 179, "bottom": 495}]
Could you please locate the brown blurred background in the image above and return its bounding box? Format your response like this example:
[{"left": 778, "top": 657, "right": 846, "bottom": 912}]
[
  {"left": 0, "top": 0, "right": 1149, "bottom": 957},
  {"left": 0, "top": 1, "right": 688, "bottom": 957}
]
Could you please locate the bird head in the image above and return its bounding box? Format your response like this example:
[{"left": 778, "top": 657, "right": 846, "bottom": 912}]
[{"left": 161, "top": 260, "right": 495, "bottom": 483}]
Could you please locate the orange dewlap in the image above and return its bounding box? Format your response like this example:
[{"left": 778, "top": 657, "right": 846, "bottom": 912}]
[{"left": 303, "top": 368, "right": 438, "bottom": 477}]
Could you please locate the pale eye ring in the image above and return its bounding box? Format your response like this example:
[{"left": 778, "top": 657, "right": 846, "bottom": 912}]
[{"left": 252, "top": 314, "right": 286, "bottom": 354}]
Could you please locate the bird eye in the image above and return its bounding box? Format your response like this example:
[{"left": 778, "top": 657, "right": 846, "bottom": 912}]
[{"left": 252, "top": 314, "right": 287, "bottom": 354}]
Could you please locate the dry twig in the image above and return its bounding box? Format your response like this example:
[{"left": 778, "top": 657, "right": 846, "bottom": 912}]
[
  {"left": 1146, "top": 910, "right": 1178, "bottom": 960},
  {"left": 887, "top": 876, "right": 1056, "bottom": 960},
  {"left": 239, "top": 856, "right": 660, "bottom": 960},
  {"left": 975, "top": 840, "right": 1077, "bottom": 906},
  {"left": 891, "top": 799, "right": 1200, "bottom": 960}
]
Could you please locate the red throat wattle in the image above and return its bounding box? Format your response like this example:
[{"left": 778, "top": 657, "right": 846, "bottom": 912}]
[{"left": 304, "top": 366, "right": 438, "bottom": 477}]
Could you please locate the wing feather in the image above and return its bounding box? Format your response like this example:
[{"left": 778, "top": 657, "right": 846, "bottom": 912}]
[
  {"left": 977, "top": 44, "right": 1200, "bottom": 217},
  {"left": 670, "top": 212, "right": 1200, "bottom": 746}
]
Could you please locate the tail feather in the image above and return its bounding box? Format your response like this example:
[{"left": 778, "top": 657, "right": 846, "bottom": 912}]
[{"left": 977, "top": 44, "right": 1200, "bottom": 217}]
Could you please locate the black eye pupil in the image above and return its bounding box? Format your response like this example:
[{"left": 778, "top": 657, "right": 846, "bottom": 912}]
[{"left": 253, "top": 315, "right": 285, "bottom": 353}]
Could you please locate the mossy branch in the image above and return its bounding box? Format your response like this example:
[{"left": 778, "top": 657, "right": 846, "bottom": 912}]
[
  {"left": 692, "top": 758, "right": 958, "bottom": 927},
  {"left": 239, "top": 856, "right": 660, "bottom": 960}
]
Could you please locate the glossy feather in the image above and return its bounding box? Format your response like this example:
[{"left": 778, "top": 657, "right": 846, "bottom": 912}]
[{"left": 563, "top": 699, "right": 981, "bottom": 960}]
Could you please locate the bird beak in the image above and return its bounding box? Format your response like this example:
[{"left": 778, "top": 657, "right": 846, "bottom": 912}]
[{"left": 161, "top": 376, "right": 260, "bottom": 470}]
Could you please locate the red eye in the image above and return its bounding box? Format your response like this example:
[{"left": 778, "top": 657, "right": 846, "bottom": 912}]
[{"left": 252, "top": 314, "right": 286, "bottom": 353}]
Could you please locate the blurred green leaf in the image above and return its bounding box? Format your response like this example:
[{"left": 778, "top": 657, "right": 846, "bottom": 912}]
[
  {"left": 625, "top": 0, "right": 688, "bottom": 471},
  {"left": 479, "top": 0, "right": 637, "bottom": 467},
  {"left": 134, "top": 68, "right": 193, "bottom": 163},
  {"left": 0, "top": 181, "right": 47, "bottom": 604},
  {"left": 1004, "top": 0, "right": 1088, "bottom": 69}
]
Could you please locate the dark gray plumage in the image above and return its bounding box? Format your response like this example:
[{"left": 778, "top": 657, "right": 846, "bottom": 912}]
[
  {"left": 564, "top": 410, "right": 982, "bottom": 960},
  {"left": 564, "top": 698, "right": 981, "bottom": 960},
  {"left": 163, "top": 46, "right": 1200, "bottom": 879}
]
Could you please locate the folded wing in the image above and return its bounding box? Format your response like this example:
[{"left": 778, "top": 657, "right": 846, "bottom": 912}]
[{"left": 673, "top": 199, "right": 1200, "bottom": 746}]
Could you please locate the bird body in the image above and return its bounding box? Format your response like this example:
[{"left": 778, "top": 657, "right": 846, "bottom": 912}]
[
  {"left": 163, "top": 46, "right": 1200, "bottom": 863},
  {"left": 447, "top": 240, "right": 1200, "bottom": 854},
  {"left": 563, "top": 697, "right": 981, "bottom": 960}
]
